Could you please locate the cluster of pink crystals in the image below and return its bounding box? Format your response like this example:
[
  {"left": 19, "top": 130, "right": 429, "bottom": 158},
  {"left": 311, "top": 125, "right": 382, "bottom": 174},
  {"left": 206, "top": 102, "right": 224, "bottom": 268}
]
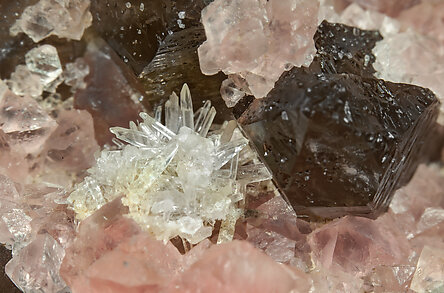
[
  {"left": 0, "top": 77, "right": 100, "bottom": 291},
  {"left": 58, "top": 165, "right": 444, "bottom": 292},
  {"left": 198, "top": 0, "right": 319, "bottom": 103}
]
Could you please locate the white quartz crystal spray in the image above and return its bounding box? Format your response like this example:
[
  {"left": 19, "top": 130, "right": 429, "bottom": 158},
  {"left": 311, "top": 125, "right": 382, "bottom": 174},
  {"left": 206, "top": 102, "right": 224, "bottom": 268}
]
[{"left": 68, "top": 84, "right": 271, "bottom": 244}]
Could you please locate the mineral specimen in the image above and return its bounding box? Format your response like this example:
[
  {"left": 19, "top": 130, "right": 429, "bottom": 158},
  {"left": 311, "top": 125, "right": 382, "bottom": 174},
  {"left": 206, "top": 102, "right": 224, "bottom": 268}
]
[
  {"left": 10, "top": 0, "right": 92, "bottom": 42},
  {"left": 308, "top": 215, "right": 410, "bottom": 275},
  {"left": 139, "top": 26, "right": 230, "bottom": 123},
  {"left": 198, "top": 0, "right": 319, "bottom": 100},
  {"left": 372, "top": 30, "right": 444, "bottom": 125},
  {"left": 68, "top": 84, "right": 271, "bottom": 244},
  {"left": 0, "top": 80, "right": 57, "bottom": 156}
]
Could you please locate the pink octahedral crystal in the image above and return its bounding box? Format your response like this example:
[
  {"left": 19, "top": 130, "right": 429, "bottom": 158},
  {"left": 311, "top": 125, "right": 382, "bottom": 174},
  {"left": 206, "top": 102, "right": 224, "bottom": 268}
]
[
  {"left": 310, "top": 266, "right": 364, "bottom": 293},
  {"left": 245, "top": 194, "right": 313, "bottom": 271},
  {"left": 363, "top": 264, "right": 417, "bottom": 293},
  {"left": 345, "top": 0, "right": 420, "bottom": 17},
  {"left": 307, "top": 215, "right": 411, "bottom": 276},
  {"left": 61, "top": 197, "right": 208, "bottom": 292},
  {"left": 198, "top": 0, "right": 319, "bottom": 102},
  {"left": 39, "top": 108, "right": 99, "bottom": 187},
  {"left": 385, "top": 165, "right": 444, "bottom": 252},
  {"left": 6, "top": 233, "right": 68, "bottom": 292},
  {"left": 169, "top": 240, "right": 311, "bottom": 293},
  {"left": 0, "top": 175, "right": 24, "bottom": 247},
  {"left": 0, "top": 81, "right": 57, "bottom": 156},
  {"left": 10, "top": 0, "right": 92, "bottom": 42}
]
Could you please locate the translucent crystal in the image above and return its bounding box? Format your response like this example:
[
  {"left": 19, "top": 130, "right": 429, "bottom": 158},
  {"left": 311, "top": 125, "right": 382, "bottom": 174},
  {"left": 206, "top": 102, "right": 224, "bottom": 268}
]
[
  {"left": 1, "top": 209, "right": 32, "bottom": 250},
  {"left": 220, "top": 78, "right": 246, "bottom": 108},
  {"left": 0, "top": 82, "right": 57, "bottom": 155},
  {"left": 7, "top": 65, "right": 43, "bottom": 97},
  {"left": 410, "top": 245, "right": 444, "bottom": 293},
  {"left": 63, "top": 58, "right": 90, "bottom": 92},
  {"left": 68, "top": 84, "right": 269, "bottom": 244},
  {"left": 10, "top": 0, "right": 92, "bottom": 42},
  {"left": 198, "top": 0, "right": 319, "bottom": 100},
  {"left": 25, "top": 45, "right": 63, "bottom": 89},
  {"left": 5, "top": 234, "right": 68, "bottom": 293}
]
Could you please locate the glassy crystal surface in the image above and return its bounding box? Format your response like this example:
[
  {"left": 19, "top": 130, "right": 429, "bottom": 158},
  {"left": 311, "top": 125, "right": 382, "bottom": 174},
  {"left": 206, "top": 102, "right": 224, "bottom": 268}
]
[
  {"left": 198, "top": 0, "right": 319, "bottom": 100},
  {"left": 25, "top": 44, "right": 63, "bottom": 90},
  {"left": 234, "top": 23, "right": 440, "bottom": 219},
  {"left": 236, "top": 66, "right": 439, "bottom": 219},
  {"left": 69, "top": 84, "right": 271, "bottom": 244},
  {"left": 73, "top": 41, "right": 145, "bottom": 146},
  {"left": 0, "top": 81, "right": 57, "bottom": 155},
  {"left": 139, "top": 26, "right": 230, "bottom": 123},
  {"left": 5, "top": 234, "right": 68, "bottom": 292},
  {"left": 7, "top": 65, "right": 43, "bottom": 97},
  {"left": 89, "top": 0, "right": 166, "bottom": 75},
  {"left": 310, "top": 21, "right": 383, "bottom": 77},
  {"left": 10, "top": 0, "right": 92, "bottom": 42},
  {"left": 410, "top": 245, "right": 444, "bottom": 292}
]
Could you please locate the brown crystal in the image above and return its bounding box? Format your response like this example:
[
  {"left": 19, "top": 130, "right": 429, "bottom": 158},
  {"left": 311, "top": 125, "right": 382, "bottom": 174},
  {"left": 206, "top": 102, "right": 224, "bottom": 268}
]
[
  {"left": 234, "top": 23, "right": 440, "bottom": 219},
  {"left": 73, "top": 41, "right": 146, "bottom": 146}
]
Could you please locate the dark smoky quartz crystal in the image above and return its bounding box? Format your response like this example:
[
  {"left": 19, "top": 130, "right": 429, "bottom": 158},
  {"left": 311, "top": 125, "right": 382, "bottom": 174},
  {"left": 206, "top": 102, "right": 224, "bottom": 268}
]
[
  {"left": 234, "top": 22, "right": 440, "bottom": 219},
  {"left": 310, "top": 21, "right": 383, "bottom": 77}
]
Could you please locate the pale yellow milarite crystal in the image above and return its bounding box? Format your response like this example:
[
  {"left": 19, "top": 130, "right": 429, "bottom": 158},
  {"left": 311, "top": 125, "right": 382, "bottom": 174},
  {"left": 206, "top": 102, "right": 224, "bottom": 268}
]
[{"left": 68, "top": 84, "right": 271, "bottom": 244}]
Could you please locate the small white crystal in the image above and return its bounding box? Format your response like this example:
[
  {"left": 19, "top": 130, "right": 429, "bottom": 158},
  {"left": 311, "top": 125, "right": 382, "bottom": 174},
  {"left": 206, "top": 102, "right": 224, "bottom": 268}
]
[
  {"left": 25, "top": 45, "right": 63, "bottom": 88},
  {"left": 64, "top": 58, "right": 90, "bottom": 92}
]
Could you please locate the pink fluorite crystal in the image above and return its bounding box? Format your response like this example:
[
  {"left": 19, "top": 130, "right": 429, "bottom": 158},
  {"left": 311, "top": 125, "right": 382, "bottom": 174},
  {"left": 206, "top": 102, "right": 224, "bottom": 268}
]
[
  {"left": 199, "top": 0, "right": 319, "bottom": 101},
  {"left": 171, "top": 241, "right": 310, "bottom": 293},
  {"left": 410, "top": 245, "right": 444, "bottom": 292},
  {"left": 5, "top": 234, "right": 68, "bottom": 292},
  {"left": 0, "top": 82, "right": 57, "bottom": 156},
  {"left": 42, "top": 109, "right": 99, "bottom": 178},
  {"left": 308, "top": 215, "right": 410, "bottom": 275}
]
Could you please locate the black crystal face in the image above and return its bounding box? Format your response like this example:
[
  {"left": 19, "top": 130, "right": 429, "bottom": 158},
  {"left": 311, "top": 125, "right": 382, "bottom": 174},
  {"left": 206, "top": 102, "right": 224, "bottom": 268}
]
[
  {"left": 235, "top": 22, "right": 440, "bottom": 219},
  {"left": 310, "top": 21, "right": 383, "bottom": 77}
]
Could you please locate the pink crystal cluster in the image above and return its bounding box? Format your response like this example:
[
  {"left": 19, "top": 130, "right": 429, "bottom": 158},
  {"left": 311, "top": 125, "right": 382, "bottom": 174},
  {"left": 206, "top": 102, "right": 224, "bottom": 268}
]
[
  {"left": 0, "top": 82, "right": 99, "bottom": 291},
  {"left": 198, "top": 0, "right": 319, "bottom": 104},
  {"left": 56, "top": 165, "right": 444, "bottom": 292}
]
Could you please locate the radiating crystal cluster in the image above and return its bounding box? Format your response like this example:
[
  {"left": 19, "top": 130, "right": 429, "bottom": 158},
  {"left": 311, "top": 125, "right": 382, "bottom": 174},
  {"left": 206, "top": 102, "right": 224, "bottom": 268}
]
[
  {"left": 68, "top": 84, "right": 271, "bottom": 244},
  {"left": 198, "top": 0, "right": 319, "bottom": 102},
  {"left": 10, "top": 0, "right": 92, "bottom": 42}
]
